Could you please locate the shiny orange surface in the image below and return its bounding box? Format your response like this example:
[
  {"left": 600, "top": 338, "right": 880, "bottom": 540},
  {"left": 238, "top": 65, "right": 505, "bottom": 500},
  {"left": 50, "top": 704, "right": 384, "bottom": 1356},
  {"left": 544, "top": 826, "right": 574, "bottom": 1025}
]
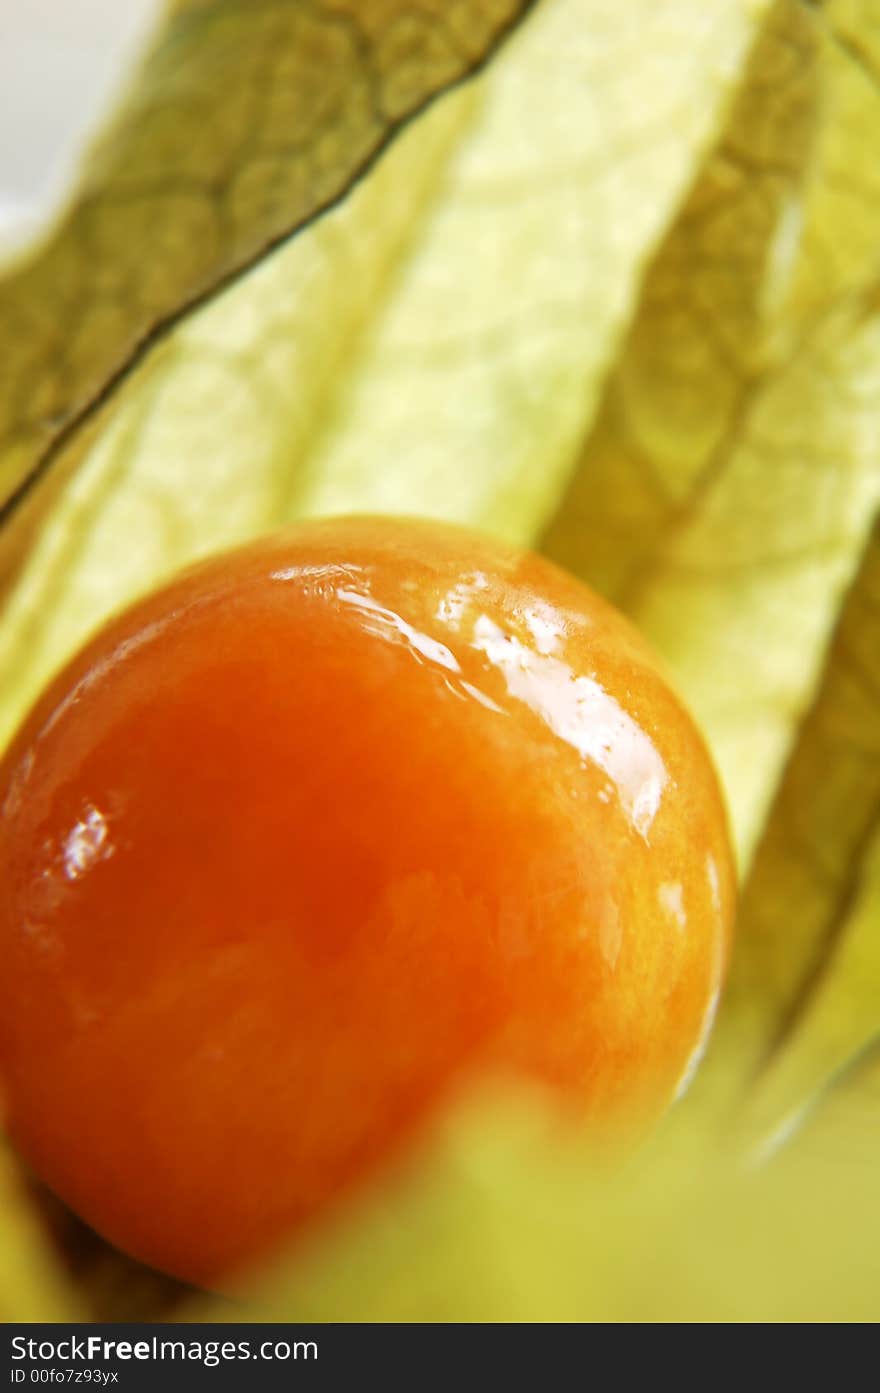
[{"left": 0, "top": 517, "right": 734, "bottom": 1286}]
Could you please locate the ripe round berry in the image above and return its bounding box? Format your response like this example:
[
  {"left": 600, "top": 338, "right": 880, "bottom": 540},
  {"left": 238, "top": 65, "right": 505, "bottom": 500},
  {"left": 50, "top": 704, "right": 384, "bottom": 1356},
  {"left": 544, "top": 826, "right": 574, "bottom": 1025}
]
[{"left": 0, "top": 517, "right": 734, "bottom": 1286}]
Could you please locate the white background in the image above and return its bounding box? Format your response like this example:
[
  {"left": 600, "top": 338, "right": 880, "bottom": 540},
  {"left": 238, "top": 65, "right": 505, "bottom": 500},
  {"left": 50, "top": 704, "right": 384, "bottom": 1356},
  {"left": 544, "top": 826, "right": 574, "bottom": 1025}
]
[{"left": 0, "top": 0, "right": 159, "bottom": 252}]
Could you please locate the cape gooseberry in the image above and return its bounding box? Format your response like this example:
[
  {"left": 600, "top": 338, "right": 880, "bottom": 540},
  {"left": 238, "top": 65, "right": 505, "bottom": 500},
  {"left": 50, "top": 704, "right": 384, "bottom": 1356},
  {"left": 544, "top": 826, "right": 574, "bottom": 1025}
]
[{"left": 0, "top": 516, "right": 734, "bottom": 1286}]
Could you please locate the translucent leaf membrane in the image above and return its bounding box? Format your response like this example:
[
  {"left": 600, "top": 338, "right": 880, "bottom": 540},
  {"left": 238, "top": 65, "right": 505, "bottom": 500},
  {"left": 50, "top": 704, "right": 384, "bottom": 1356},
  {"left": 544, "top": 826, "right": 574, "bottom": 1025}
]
[
  {"left": 795, "top": 1031, "right": 880, "bottom": 1161},
  {"left": 0, "top": 0, "right": 768, "bottom": 748},
  {"left": 701, "top": 518, "right": 880, "bottom": 1135},
  {"left": 791, "top": 0, "right": 880, "bottom": 316},
  {"left": 0, "top": 1143, "right": 79, "bottom": 1321},
  {"left": 541, "top": 0, "right": 880, "bottom": 864},
  {"left": 189, "top": 1088, "right": 880, "bottom": 1322},
  {"left": 0, "top": 0, "right": 535, "bottom": 511},
  {"left": 744, "top": 828, "right": 880, "bottom": 1153},
  {"left": 281, "top": 0, "right": 765, "bottom": 535}
]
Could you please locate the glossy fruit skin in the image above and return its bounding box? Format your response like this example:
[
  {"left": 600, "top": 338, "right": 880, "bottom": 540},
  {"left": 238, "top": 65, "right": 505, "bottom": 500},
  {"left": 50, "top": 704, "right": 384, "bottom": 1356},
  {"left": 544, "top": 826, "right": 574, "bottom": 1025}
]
[{"left": 0, "top": 517, "right": 734, "bottom": 1286}]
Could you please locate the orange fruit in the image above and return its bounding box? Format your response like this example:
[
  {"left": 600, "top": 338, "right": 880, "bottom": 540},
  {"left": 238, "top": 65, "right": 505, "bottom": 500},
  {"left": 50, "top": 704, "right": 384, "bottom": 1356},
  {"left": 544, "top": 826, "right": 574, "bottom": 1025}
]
[{"left": 0, "top": 517, "right": 734, "bottom": 1285}]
